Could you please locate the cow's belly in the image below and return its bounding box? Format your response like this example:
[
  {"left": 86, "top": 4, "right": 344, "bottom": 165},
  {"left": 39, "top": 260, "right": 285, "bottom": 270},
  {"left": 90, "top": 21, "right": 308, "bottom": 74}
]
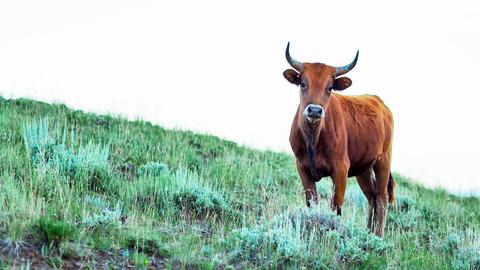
[
  {"left": 347, "top": 145, "right": 382, "bottom": 177},
  {"left": 296, "top": 150, "right": 378, "bottom": 180},
  {"left": 347, "top": 160, "right": 376, "bottom": 177}
]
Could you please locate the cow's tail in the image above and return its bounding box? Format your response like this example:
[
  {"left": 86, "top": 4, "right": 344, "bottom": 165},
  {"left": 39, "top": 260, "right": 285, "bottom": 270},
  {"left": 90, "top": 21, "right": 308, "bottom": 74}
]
[{"left": 388, "top": 172, "right": 396, "bottom": 204}]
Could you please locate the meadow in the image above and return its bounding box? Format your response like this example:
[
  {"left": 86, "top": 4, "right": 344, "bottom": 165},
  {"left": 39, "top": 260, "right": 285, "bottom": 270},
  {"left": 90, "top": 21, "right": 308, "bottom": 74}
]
[{"left": 0, "top": 96, "right": 479, "bottom": 269}]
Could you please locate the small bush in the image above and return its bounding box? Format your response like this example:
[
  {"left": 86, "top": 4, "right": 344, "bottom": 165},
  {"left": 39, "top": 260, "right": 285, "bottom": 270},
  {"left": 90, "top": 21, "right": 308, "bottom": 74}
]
[
  {"left": 234, "top": 225, "right": 307, "bottom": 262},
  {"left": 123, "top": 231, "right": 170, "bottom": 257},
  {"left": 454, "top": 247, "right": 480, "bottom": 270},
  {"left": 22, "top": 117, "right": 111, "bottom": 190},
  {"left": 137, "top": 162, "right": 168, "bottom": 177},
  {"left": 271, "top": 228, "right": 307, "bottom": 259},
  {"left": 83, "top": 207, "right": 121, "bottom": 228},
  {"left": 394, "top": 196, "right": 416, "bottom": 212},
  {"left": 82, "top": 195, "right": 122, "bottom": 229},
  {"left": 76, "top": 142, "right": 110, "bottom": 178},
  {"left": 84, "top": 194, "right": 111, "bottom": 209},
  {"left": 173, "top": 185, "right": 229, "bottom": 217},
  {"left": 48, "top": 144, "right": 77, "bottom": 175},
  {"left": 128, "top": 169, "right": 230, "bottom": 218},
  {"left": 337, "top": 239, "right": 368, "bottom": 263},
  {"left": 237, "top": 227, "right": 264, "bottom": 261},
  {"left": 130, "top": 176, "right": 171, "bottom": 211},
  {"left": 439, "top": 232, "right": 462, "bottom": 253},
  {"left": 22, "top": 117, "right": 56, "bottom": 164},
  {"left": 288, "top": 208, "right": 340, "bottom": 232},
  {"left": 37, "top": 217, "right": 77, "bottom": 246},
  {"left": 434, "top": 231, "right": 480, "bottom": 269},
  {"left": 171, "top": 170, "right": 230, "bottom": 218},
  {"left": 387, "top": 209, "right": 420, "bottom": 230},
  {"left": 337, "top": 222, "right": 392, "bottom": 263}
]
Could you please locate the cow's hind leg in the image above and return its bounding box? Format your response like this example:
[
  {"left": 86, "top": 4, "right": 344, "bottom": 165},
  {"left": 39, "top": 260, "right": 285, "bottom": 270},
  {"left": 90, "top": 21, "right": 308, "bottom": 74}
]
[
  {"left": 356, "top": 168, "right": 376, "bottom": 233},
  {"left": 373, "top": 158, "right": 391, "bottom": 238}
]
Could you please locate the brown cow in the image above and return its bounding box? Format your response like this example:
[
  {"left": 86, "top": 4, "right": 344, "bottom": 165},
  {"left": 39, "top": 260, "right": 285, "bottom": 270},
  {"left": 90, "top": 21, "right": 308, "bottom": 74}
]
[{"left": 283, "top": 43, "right": 395, "bottom": 237}]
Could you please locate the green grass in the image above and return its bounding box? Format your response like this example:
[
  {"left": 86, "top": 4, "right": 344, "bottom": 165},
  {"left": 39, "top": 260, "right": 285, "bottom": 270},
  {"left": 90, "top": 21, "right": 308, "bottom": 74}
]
[{"left": 0, "top": 96, "right": 479, "bottom": 269}]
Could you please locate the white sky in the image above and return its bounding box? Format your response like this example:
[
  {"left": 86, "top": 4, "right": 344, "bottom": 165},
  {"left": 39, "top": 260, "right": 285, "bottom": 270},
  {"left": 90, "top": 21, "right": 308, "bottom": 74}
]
[{"left": 1, "top": 0, "right": 479, "bottom": 195}]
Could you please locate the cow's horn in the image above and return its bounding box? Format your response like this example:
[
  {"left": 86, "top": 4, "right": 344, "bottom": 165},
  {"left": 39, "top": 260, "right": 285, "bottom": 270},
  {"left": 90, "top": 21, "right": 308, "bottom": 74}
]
[
  {"left": 285, "top": 42, "right": 303, "bottom": 72},
  {"left": 335, "top": 50, "right": 359, "bottom": 77}
]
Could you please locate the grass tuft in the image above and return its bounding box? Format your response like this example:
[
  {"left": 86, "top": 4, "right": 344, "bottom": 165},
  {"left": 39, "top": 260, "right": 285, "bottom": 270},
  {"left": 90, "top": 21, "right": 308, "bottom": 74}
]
[{"left": 37, "top": 217, "right": 77, "bottom": 246}]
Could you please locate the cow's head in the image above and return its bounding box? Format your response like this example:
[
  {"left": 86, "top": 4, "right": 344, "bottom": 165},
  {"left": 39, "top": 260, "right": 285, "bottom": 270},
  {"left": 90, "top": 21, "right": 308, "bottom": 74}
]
[{"left": 283, "top": 42, "right": 358, "bottom": 125}]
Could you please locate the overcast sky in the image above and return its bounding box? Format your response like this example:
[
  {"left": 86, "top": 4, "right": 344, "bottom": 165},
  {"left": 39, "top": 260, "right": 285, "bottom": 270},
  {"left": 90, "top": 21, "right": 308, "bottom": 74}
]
[{"left": 1, "top": 0, "right": 479, "bottom": 195}]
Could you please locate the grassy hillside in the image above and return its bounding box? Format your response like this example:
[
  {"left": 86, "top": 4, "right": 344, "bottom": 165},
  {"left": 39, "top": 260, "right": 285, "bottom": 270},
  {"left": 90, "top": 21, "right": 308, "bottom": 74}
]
[{"left": 0, "top": 96, "right": 479, "bottom": 269}]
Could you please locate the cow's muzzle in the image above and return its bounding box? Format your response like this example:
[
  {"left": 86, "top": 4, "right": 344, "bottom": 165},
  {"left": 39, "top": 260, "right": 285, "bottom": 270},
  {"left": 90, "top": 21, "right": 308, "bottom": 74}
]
[{"left": 303, "top": 104, "right": 325, "bottom": 123}]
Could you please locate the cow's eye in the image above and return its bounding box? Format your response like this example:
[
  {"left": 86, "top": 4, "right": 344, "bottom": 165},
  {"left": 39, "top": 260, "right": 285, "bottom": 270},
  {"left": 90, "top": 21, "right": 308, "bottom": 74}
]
[
  {"left": 300, "top": 82, "right": 307, "bottom": 90},
  {"left": 326, "top": 86, "right": 333, "bottom": 94}
]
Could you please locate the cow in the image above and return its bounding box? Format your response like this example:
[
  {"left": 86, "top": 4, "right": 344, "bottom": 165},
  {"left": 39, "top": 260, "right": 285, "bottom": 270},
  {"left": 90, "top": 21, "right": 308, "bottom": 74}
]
[{"left": 283, "top": 43, "right": 395, "bottom": 237}]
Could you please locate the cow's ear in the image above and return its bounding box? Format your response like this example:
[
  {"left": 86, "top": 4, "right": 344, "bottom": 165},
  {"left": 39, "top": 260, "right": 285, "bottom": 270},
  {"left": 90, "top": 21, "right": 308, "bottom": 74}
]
[
  {"left": 283, "top": 69, "right": 301, "bottom": 85},
  {"left": 333, "top": 77, "right": 352, "bottom": 91}
]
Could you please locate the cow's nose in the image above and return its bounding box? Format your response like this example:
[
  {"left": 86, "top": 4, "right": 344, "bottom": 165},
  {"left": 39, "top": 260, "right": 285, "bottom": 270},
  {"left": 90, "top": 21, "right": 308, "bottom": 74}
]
[{"left": 305, "top": 104, "right": 324, "bottom": 119}]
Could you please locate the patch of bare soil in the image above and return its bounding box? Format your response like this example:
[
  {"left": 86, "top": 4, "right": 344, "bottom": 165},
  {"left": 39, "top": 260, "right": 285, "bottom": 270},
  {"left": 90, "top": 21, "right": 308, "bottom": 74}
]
[{"left": 0, "top": 242, "right": 166, "bottom": 269}]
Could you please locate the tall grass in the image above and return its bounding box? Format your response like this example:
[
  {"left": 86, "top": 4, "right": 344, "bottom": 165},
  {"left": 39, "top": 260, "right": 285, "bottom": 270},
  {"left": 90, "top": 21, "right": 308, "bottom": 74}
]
[{"left": 0, "top": 96, "right": 478, "bottom": 269}]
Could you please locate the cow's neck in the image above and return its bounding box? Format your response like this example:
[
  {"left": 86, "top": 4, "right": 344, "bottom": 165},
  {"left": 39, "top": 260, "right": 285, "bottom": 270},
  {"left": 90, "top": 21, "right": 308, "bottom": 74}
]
[
  {"left": 303, "top": 123, "right": 322, "bottom": 178},
  {"left": 298, "top": 98, "right": 338, "bottom": 179}
]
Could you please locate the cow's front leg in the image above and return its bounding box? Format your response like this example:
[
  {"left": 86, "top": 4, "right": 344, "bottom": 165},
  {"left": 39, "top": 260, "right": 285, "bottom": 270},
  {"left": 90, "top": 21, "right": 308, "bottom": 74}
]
[
  {"left": 331, "top": 168, "right": 348, "bottom": 215},
  {"left": 296, "top": 161, "right": 318, "bottom": 207}
]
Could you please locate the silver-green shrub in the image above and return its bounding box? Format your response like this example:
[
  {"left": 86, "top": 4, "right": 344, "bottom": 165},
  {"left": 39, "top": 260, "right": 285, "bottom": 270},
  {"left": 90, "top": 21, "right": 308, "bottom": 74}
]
[
  {"left": 137, "top": 162, "right": 168, "bottom": 177},
  {"left": 129, "top": 168, "right": 230, "bottom": 218},
  {"left": 229, "top": 207, "right": 392, "bottom": 266},
  {"left": 337, "top": 221, "right": 392, "bottom": 263},
  {"left": 172, "top": 170, "right": 229, "bottom": 216},
  {"left": 440, "top": 232, "right": 462, "bottom": 253},
  {"left": 82, "top": 195, "right": 122, "bottom": 229},
  {"left": 454, "top": 247, "right": 480, "bottom": 270},
  {"left": 395, "top": 196, "right": 416, "bottom": 212},
  {"left": 434, "top": 231, "right": 480, "bottom": 270},
  {"left": 22, "top": 117, "right": 55, "bottom": 164},
  {"left": 22, "top": 117, "right": 110, "bottom": 187}
]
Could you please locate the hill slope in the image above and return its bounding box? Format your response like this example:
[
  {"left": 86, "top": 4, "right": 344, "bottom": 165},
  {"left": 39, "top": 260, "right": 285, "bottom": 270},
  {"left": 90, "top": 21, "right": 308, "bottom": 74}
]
[{"left": 0, "top": 96, "right": 479, "bottom": 269}]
